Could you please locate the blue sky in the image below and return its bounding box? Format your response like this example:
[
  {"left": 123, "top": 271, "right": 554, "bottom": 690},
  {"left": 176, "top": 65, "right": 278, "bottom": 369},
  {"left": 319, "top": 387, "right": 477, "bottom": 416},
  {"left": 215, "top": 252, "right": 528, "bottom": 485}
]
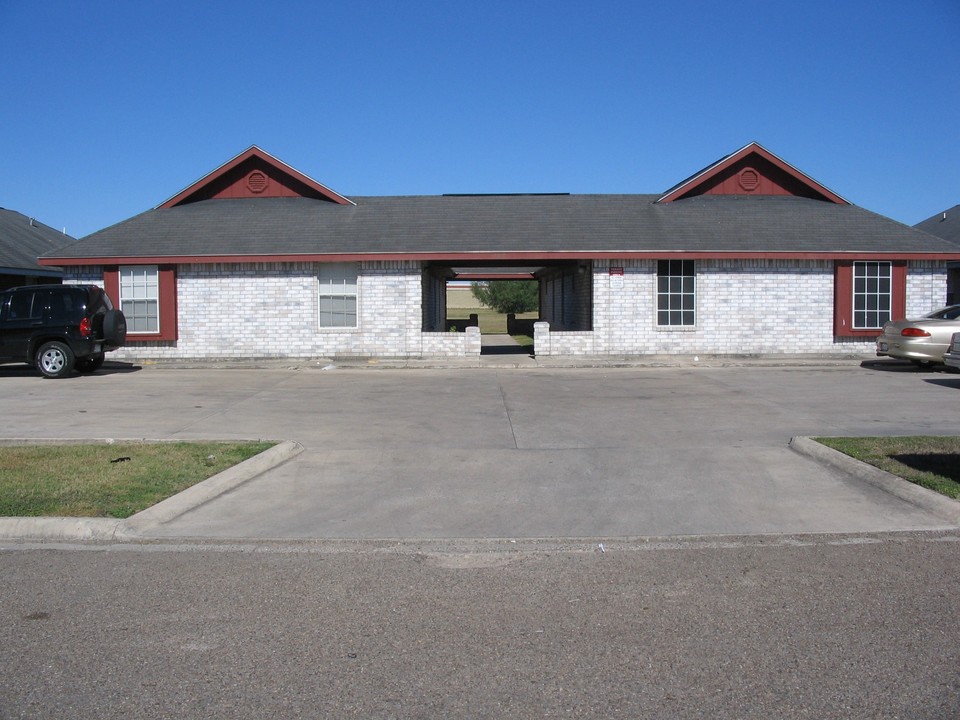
[{"left": 1, "top": 0, "right": 958, "bottom": 238}]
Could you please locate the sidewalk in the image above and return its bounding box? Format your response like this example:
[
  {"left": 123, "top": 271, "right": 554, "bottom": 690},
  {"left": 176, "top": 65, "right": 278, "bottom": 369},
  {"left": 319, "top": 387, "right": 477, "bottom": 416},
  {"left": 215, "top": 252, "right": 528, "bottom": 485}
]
[{"left": 121, "top": 351, "right": 882, "bottom": 371}]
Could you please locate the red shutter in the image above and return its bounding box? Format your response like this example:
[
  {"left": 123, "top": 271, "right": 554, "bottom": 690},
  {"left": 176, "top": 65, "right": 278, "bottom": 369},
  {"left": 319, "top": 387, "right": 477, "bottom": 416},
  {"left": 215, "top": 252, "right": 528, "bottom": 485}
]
[{"left": 104, "top": 267, "right": 120, "bottom": 308}]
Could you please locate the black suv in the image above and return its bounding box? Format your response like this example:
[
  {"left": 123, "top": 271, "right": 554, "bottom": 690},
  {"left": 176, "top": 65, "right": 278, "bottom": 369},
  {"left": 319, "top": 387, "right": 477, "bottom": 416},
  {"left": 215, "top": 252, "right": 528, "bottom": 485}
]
[{"left": 0, "top": 285, "right": 127, "bottom": 378}]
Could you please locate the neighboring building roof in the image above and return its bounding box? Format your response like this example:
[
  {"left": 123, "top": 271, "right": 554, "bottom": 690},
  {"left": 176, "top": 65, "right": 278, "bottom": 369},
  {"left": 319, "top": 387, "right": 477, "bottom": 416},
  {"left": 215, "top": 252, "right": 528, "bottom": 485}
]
[
  {"left": 41, "top": 144, "right": 960, "bottom": 266},
  {"left": 0, "top": 208, "right": 73, "bottom": 276},
  {"left": 914, "top": 205, "right": 960, "bottom": 247}
]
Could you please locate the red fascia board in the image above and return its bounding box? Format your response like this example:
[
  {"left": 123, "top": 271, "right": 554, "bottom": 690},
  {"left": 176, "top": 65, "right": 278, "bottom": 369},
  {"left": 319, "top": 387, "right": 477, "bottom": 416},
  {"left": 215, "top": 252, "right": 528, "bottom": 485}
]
[
  {"left": 40, "top": 251, "right": 960, "bottom": 266},
  {"left": 657, "top": 142, "right": 848, "bottom": 205},
  {"left": 157, "top": 146, "right": 354, "bottom": 208},
  {"left": 454, "top": 273, "right": 536, "bottom": 279}
]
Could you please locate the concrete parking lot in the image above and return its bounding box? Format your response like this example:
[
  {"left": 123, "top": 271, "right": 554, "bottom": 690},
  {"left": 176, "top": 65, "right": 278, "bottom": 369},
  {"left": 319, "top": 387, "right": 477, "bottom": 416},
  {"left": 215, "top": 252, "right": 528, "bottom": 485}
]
[{"left": 2, "top": 359, "right": 958, "bottom": 539}]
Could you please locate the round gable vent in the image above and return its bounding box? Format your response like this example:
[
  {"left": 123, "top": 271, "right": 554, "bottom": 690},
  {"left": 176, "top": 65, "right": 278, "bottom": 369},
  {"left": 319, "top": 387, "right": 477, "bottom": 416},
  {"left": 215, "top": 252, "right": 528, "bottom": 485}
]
[
  {"left": 738, "top": 168, "right": 760, "bottom": 192},
  {"left": 247, "top": 170, "right": 269, "bottom": 194}
]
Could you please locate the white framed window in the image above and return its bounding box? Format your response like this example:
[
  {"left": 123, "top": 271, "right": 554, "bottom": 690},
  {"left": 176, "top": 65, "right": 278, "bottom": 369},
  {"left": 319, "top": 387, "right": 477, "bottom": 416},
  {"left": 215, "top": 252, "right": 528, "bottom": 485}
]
[
  {"left": 852, "top": 261, "right": 891, "bottom": 329},
  {"left": 318, "top": 263, "right": 358, "bottom": 328},
  {"left": 657, "top": 260, "right": 696, "bottom": 327},
  {"left": 120, "top": 265, "right": 159, "bottom": 334}
]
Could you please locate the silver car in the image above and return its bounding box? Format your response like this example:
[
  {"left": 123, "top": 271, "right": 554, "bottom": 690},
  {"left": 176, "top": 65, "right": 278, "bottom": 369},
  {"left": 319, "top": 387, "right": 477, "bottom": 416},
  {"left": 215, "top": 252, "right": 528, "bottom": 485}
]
[
  {"left": 944, "top": 332, "right": 960, "bottom": 370},
  {"left": 875, "top": 305, "right": 960, "bottom": 366}
]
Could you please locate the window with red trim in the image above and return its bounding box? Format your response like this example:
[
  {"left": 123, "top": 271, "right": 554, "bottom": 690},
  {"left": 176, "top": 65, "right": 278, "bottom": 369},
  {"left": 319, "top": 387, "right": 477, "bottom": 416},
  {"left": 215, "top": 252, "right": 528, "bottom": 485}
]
[
  {"left": 120, "top": 265, "right": 160, "bottom": 333},
  {"left": 103, "top": 265, "right": 178, "bottom": 341},
  {"left": 834, "top": 261, "right": 905, "bottom": 337}
]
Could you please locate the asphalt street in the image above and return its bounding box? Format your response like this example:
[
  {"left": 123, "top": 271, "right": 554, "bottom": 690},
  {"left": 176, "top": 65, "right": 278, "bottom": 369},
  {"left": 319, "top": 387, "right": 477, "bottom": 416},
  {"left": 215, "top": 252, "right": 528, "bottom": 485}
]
[{"left": 2, "top": 532, "right": 959, "bottom": 719}]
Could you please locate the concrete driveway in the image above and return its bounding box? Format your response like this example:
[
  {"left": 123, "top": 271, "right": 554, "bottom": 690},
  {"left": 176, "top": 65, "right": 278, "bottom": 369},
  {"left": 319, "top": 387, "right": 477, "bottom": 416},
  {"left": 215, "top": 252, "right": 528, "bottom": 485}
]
[{"left": 2, "top": 360, "right": 959, "bottom": 539}]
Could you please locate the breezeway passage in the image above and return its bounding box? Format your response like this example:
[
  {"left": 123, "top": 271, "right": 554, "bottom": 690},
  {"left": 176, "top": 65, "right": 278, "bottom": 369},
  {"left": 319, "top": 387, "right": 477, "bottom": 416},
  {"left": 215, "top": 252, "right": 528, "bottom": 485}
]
[{"left": 1, "top": 362, "right": 958, "bottom": 539}]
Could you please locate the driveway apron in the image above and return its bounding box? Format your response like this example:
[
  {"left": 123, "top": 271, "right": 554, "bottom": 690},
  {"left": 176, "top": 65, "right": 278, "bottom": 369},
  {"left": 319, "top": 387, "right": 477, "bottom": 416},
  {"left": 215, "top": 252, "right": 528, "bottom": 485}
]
[{"left": 2, "top": 364, "right": 958, "bottom": 539}]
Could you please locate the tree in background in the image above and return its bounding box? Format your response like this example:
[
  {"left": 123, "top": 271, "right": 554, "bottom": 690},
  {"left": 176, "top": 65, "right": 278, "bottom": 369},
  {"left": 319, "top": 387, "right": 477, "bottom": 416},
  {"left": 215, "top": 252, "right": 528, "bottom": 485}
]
[{"left": 471, "top": 280, "right": 539, "bottom": 314}]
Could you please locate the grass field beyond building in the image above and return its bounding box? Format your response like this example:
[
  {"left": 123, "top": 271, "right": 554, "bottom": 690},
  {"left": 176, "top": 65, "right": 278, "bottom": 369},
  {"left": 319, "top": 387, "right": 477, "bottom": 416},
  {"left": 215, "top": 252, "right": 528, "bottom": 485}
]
[{"left": 446, "top": 286, "right": 537, "bottom": 334}]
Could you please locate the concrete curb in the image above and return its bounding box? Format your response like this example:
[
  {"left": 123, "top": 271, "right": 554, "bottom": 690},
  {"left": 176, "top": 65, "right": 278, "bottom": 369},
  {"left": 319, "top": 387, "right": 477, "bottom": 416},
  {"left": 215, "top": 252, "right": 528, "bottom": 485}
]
[
  {"left": 0, "top": 517, "right": 129, "bottom": 543},
  {"left": 789, "top": 436, "right": 960, "bottom": 525},
  {"left": 120, "top": 354, "right": 884, "bottom": 371},
  {"left": 0, "top": 440, "right": 304, "bottom": 542},
  {"left": 126, "top": 440, "right": 304, "bottom": 532}
]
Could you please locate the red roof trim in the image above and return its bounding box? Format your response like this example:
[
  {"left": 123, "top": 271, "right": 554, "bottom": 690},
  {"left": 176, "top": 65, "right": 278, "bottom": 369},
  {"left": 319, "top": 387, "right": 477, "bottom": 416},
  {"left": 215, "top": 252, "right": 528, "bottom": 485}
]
[
  {"left": 157, "top": 146, "right": 354, "bottom": 208},
  {"left": 40, "top": 250, "right": 960, "bottom": 266},
  {"left": 454, "top": 272, "right": 537, "bottom": 280},
  {"left": 657, "top": 142, "right": 848, "bottom": 205}
]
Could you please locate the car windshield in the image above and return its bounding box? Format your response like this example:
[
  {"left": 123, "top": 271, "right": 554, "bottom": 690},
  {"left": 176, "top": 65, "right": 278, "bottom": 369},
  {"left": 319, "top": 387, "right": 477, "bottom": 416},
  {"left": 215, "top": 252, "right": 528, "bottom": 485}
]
[{"left": 925, "top": 306, "right": 960, "bottom": 320}]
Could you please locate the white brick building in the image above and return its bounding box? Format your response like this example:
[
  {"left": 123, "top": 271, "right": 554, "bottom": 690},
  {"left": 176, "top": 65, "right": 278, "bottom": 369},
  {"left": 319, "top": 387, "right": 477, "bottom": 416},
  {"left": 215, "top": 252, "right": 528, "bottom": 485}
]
[{"left": 42, "top": 143, "right": 960, "bottom": 361}]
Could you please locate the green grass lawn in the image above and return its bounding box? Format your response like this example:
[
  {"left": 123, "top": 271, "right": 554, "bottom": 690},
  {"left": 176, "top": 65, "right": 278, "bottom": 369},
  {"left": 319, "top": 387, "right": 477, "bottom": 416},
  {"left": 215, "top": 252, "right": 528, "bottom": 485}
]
[
  {"left": 446, "top": 307, "right": 538, "bottom": 334},
  {"left": 815, "top": 436, "right": 960, "bottom": 499},
  {"left": 0, "top": 441, "right": 276, "bottom": 518}
]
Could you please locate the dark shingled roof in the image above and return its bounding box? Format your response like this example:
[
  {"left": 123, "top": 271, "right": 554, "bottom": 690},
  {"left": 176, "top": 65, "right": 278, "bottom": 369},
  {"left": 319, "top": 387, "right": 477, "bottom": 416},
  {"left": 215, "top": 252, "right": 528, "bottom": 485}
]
[
  {"left": 48, "top": 193, "right": 959, "bottom": 260},
  {"left": 914, "top": 205, "right": 960, "bottom": 247},
  {"left": 0, "top": 208, "right": 74, "bottom": 273}
]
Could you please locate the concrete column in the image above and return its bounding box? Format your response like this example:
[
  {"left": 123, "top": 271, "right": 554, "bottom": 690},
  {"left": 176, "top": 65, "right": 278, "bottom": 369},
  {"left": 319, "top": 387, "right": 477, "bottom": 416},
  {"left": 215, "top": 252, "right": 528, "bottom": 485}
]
[
  {"left": 465, "top": 325, "right": 481, "bottom": 356},
  {"left": 534, "top": 321, "right": 550, "bottom": 356}
]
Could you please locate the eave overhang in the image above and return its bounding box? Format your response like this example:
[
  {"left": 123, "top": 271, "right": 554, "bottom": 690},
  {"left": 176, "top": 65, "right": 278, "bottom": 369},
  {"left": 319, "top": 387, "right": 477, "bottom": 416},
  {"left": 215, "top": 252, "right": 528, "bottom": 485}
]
[
  {"left": 39, "top": 250, "right": 960, "bottom": 267},
  {"left": 1, "top": 265, "right": 64, "bottom": 276}
]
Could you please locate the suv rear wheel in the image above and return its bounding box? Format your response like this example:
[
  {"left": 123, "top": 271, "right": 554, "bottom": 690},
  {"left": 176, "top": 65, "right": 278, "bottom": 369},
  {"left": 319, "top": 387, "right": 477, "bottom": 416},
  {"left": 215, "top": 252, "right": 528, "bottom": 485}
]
[{"left": 36, "top": 341, "right": 75, "bottom": 379}]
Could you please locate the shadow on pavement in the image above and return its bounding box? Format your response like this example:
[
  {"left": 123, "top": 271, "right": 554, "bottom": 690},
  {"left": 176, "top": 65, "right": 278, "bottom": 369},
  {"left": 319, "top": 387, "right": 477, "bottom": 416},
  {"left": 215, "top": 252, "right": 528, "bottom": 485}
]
[
  {"left": 861, "top": 359, "right": 957, "bottom": 375},
  {"left": 480, "top": 344, "right": 534, "bottom": 357},
  {"left": 0, "top": 362, "right": 141, "bottom": 379},
  {"left": 923, "top": 377, "right": 960, "bottom": 390},
  {"left": 96, "top": 362, "right": 142, "bottom": 375},
  {"left": 0, "top": 365, "right": 38, "bottom": 378}
]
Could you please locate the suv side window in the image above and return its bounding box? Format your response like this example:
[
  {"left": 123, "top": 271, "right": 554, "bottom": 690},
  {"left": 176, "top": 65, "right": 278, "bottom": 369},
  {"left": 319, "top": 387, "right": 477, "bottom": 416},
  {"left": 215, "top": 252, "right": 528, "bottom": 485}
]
[
  {"left": 36, "top": 289, "right": 78, "bottom": 323},
  {"left": 7, "top": 291, "right": 37, "bottom": 321}
]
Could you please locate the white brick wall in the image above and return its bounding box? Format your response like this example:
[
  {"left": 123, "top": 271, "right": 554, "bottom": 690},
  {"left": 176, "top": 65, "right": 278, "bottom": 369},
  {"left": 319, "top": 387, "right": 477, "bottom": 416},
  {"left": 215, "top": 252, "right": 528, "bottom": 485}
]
[
  {"left": 906, "top": 261, "right": 949, "bottom": 317},
  {"left": 422, "top": 327, "right": 481, "bottom": 358},
  {"left": 99, "top": 261, "right": 426, "bottom": 360},
  {"left": 547, "top": 259, "right": 948, "bottom": 356},
  {"left": 66, "top": 258, "right": 949, "bottom": 360},
  {"left": 63, "top": 268, "right": 104, "bottom": 287}
]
